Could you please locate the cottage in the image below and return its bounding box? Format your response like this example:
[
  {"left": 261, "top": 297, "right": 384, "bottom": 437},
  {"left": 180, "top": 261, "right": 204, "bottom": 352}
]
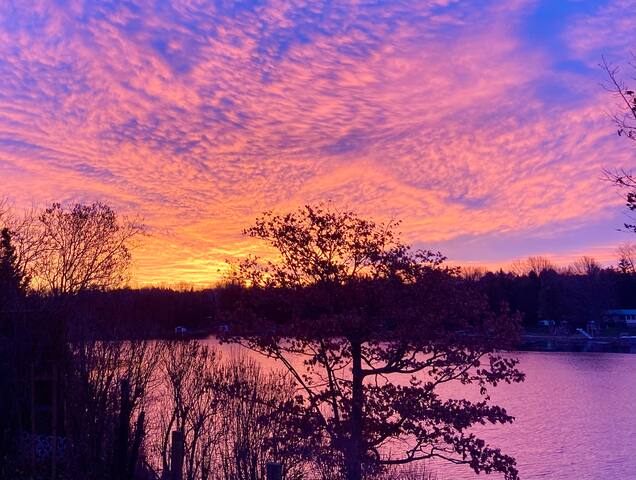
[
  {"left": 174, "top": 325, "right": 189, "bottom": 335},
  {"left": 538, "top": 319, "right": 556, "bottom": 328}
]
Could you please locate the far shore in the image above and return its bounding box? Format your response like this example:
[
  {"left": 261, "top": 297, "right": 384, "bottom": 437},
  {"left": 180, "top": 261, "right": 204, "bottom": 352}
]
[
  {"left": 159, "top": 327, "right": 636, "bottom": 354},
  {"left": 519, "top": 333, "right": 636, "bottom": 353}
]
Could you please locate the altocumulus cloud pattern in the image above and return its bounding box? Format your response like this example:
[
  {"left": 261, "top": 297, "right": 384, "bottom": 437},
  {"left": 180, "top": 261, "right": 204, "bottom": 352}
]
[{"left": 0, "top": 0, "right": 634, "bottom": 285}]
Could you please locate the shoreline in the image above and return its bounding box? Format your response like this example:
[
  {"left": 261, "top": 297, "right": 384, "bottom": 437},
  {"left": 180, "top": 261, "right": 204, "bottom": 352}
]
[
  {"left": 519, "top": 334, "right": 636, "bottom": 354},
  {"left": 167, "top": 329, "right": 636, "bottom": 354}
]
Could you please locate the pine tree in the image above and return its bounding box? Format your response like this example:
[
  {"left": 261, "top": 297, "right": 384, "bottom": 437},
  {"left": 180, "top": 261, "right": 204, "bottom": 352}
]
[{"left": 0, "top": 227, "right": 27, "bottom": 310}]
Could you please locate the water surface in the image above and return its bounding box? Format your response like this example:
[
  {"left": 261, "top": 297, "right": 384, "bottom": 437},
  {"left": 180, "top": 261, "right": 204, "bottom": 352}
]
[
  {"left": 430, "top": 352, "right": 636, "bottom": 479},
  {"left": 207, "top": 342, "right": 636, "bottom": 480}
]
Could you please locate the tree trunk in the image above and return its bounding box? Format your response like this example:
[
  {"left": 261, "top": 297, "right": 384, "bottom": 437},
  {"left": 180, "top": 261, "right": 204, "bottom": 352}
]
[
  {"left": 113, "top": 379, "right": 131, "bottom": 480},
  {"left": 346, "top": 339, "right": 363, "bottom": 480},
  {"left": 127, "top": 411, "right": 145, "bottom": 480},
  {"left": 170, "top": 430, "right": 184, "bottom": 480}
]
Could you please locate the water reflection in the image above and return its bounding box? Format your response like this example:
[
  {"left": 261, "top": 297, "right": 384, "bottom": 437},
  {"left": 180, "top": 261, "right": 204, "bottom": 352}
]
[
  {"left": 203, "top": 342, "right": 636, "bottom": 480},
  {"left": 430, "top": 352, "right": 636, "bottom": 480}
]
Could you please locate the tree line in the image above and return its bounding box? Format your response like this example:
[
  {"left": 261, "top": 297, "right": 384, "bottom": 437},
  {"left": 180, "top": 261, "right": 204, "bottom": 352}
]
[
  {"left": 465, "top": 255, "right": 636, "bottom": 331},
  {"left": 2, "top": 200, "right": 634, "bottom": 338}
]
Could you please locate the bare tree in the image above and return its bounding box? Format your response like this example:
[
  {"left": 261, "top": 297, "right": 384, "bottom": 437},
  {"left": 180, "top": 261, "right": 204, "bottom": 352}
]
[
  {"left": 214, "top": 354, "right": 309, "bottom": 480},
  {"left": 32, "top": 202, "right": 143, "bottom": 295},
  {"left": 617, "top": 242, "right": 636, "bottom": 274},
  {"left": 510, "top": 256, "right": 554, "bottom": 276},
  {"left": 602, "top": 55, "right": 636, "bottom": 142},
  {"left": 154, "top": 341, "right": 222, "bottom": 480},
  {"left": 602, "top": 56, "right": 636, "bottom": 234},
  {"left": 605, "top": 168, "right": 636, "bottom": 233},
  {"left": 0, "top": 197, "right": 8, "bottom": 223},
  {"left": 149, "top": 343, "right": 310, "bottom": 480},
  {"left": 65, "top": 339, "right": 160, "bottom": 480},
  {"left": 571, "top": 256, "right": 602, "bottom": 276},
  {"left": 460, "top": 265, "right": 488, "bottom": 282}
]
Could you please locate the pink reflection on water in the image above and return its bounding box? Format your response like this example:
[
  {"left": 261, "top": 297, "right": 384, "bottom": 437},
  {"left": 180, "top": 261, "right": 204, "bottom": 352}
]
[{"left": 206, "top": 340, "right": 636, "bottom": 480}]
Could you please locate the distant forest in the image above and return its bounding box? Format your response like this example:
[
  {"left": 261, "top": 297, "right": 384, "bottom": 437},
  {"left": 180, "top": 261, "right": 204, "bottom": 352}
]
[
  {"left": 2, "top": 199, "right": 636, "bottom": 339},
  {"left": 7, "top": 259, "right": 633, "bottom": 339}
]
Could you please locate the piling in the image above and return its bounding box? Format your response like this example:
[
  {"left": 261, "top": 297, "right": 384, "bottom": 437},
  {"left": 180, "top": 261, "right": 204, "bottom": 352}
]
[
  {"left": 170, "top": 430, "right": 184, "bottom": 480},
  {"left": 266, "top": 462, "right": 282, "bottom": 480}
]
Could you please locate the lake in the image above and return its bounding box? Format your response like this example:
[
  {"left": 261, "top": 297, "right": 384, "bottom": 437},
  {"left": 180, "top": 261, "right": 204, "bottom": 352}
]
[
  {"left": 208, "top": 342, "right": 636, "bottom": 480},
  {"left": 429, "top": 351, "right": 636, "bottom": 480}
]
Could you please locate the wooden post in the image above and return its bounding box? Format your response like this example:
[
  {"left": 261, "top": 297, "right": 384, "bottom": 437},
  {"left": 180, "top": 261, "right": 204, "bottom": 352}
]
[
  {"left": 113, "top": 379, "right": 131, "bottom": 480},
  {"left": 170, "top": 430, "right": 184, "bottom": 480},
  {"left": 30, "top": 361, "right": 35, "bottom": 479},
  {"left": 51, "top": 363, "right": 58, "bottom": 480},
  {"left": 127, "top": 411, "right": 145, "bottom": 480},
  {"left": 266, "top": 462, "right": 282, "bottom": 480}
]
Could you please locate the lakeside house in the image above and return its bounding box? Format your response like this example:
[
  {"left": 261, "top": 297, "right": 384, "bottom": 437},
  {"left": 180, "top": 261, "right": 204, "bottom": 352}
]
[
  {"left": 174, "top": 325, "right": 189, "bottom": 335},
  {"left": 602, "top": 310, "right": 636, "bottom": 327}
]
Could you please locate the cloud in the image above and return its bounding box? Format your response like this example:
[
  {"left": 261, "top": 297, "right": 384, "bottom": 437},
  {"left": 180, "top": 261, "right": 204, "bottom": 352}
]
[{"left": 0, "top": 0, "right": 634, "bottom": 285}]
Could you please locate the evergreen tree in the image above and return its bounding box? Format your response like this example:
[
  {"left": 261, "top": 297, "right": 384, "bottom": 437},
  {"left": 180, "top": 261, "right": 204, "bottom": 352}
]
[{"left": 0, "top": 227, "right": 27, "bottom": 310}]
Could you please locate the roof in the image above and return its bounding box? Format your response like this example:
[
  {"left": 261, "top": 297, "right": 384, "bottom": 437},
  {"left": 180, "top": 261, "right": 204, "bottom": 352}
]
[{"left": 604, "top": 309, "right": 636, "bottom": 315}]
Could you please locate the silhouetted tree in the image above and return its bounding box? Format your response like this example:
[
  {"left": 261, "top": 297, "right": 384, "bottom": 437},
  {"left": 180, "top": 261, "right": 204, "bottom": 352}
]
[
  {"left": 571, "top": 256, "right": 602, "bottom": 277},
  {"left": 617, "top": 243, "right": 636, "bottom": 274},
  {"left": 510, "top": 256, "right": 554, "bottom": 277},
  {"left": 605, "top": 169, "right": 636, "bottom": 233},
  {"left": 0, "top": 201, "right": 44, "bottom": 283},
  {"left": 64, "top": 339, "right": 159, "bottom": 480},
  {"left": 0, "top": 227, "right": 28, "bottom": 309},
  {"left": 602, "top": 56, "right": 636, "bottom": 234},
  {"left": 0, "top": 226, "right": 27, "bottom": 478},
  {"left": 33, "top": 202, "right": 143, "bottom": 295},
  {"left": 227, "top": 205, "right": 524, "bottom": 480},
  {"left": 602, "top": 55, "right": 636, "bottom": 142},
  {"left": 460, "top": 265, "right": 488, "bottom": 282},
  {"left": 537, "top": 269, "right": 567, "bottom": 323},
  {"left": 479, "top": 269, "right": 541, "bottom": 329}
]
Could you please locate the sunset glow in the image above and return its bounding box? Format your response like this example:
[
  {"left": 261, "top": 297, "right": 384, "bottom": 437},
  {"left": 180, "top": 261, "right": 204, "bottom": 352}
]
[{"left": 1, "top": 0, "right": 634, "bottom": 285}]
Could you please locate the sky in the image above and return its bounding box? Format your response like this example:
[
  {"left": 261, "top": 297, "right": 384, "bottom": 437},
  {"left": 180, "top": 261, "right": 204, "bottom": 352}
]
[{"left": 0, "top": 0, "right": 635, "bottom": 286}]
